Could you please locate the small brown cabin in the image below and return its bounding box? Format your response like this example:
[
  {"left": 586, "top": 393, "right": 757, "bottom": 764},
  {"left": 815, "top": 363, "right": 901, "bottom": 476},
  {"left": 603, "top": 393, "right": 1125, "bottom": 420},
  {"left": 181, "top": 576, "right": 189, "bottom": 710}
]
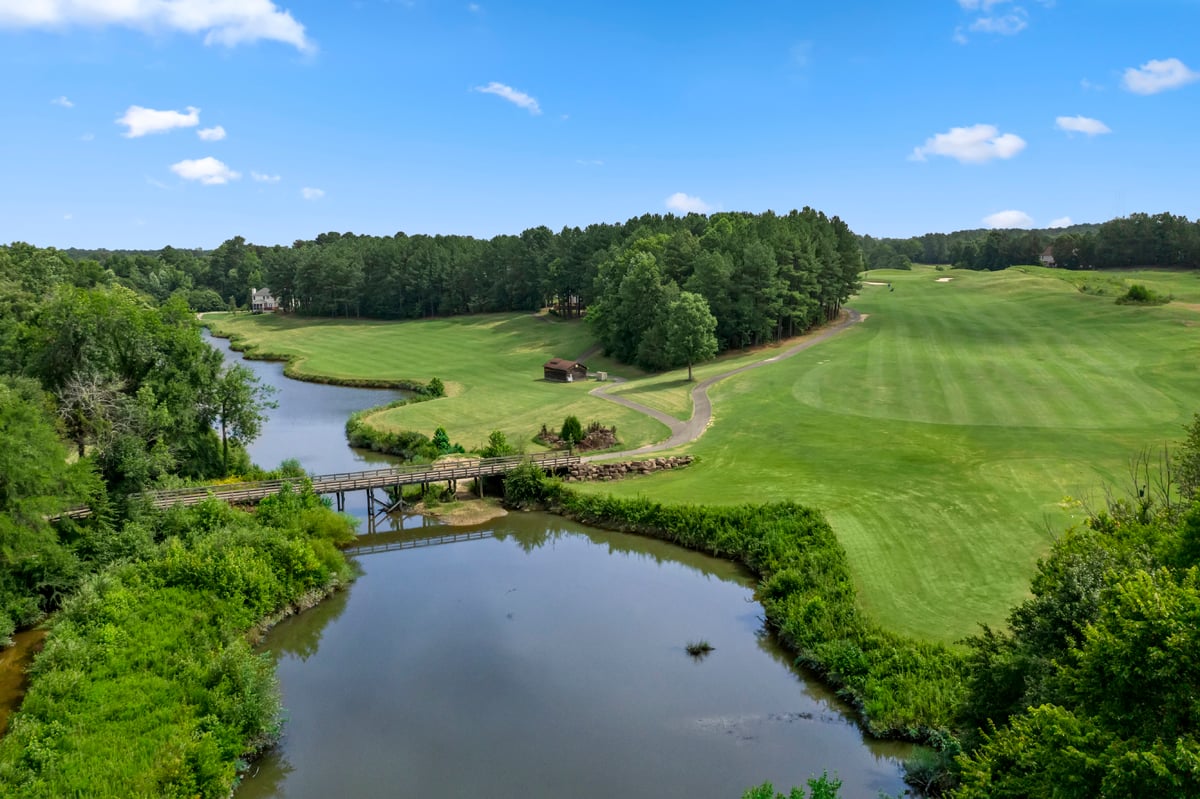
[{"left": 543, "top": 358, "right": 588, "bottom": 383}]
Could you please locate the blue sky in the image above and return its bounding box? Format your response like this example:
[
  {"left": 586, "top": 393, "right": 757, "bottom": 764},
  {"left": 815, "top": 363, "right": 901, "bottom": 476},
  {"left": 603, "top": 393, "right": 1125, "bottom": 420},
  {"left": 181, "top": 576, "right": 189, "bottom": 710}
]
[{"left": 2, "top": 0, "right": 1198, "bottom": 248}]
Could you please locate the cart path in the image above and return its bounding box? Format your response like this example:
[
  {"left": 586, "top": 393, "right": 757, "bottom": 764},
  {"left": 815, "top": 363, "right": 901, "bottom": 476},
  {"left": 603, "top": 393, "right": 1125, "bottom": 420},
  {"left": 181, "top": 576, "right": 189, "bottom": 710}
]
[{"left": 583, "top": 309, "right": 863, "bottom": 462}]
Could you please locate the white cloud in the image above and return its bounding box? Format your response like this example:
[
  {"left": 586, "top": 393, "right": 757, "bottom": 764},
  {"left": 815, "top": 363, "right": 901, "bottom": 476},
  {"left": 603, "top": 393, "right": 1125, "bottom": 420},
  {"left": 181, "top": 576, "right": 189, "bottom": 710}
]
[
  {"left": 665, "top": 192, "right": 712, "bottom": 214},
  {"left": 1122, "top": 58, "right": 1200, "bottom": 95},
  {"left": 1048, "top": 216, "right": 1073, "bottom": 228},
  {"left": 80, "top": 132, "right": 94, "bottom": 141},
  {"left": 983, "top": 210, "right": 1034, "bottom": 229},
  {"left": 467, "top": 3, "right": 481, "bottom": 12},
  {"left": 969, "top": 11, "right": 1027, "bottom": 35},
  {"left": 911, "top": 123, "right": 1026, "bottom": 164},
  {"left": 63, "top": 213, "right": 73, "bottom": 220},
  {"left": 1080, "top": 78, "right": 1104, "bottom": 92},
  {"left": 252, "top": 171, "right": 281, "bottom": 183},
  {"left": 0, "top": 0, "right": 313, "bottom": 53},
  {"left": 576, "top": 159, "right": 604, "bottom": 166},
  {"left": 170, "top": 157, "right": 240, "bottom": 185},
  {"left": 301, "top": 187, "right": 324, "bottom": 200},
  {"left": 1055, "top": 115, "right": 1111, "bottom": 136},
  {"left": 51, "top": 95, "right": 73, "bottom": 108},
  {"left": 958, "top": 0, "right": 1011, "bottom": 9},
  {"left": 474, "top": 82, "right": 542, "bottom": 115},
  {"left": 117, "top": 105, "right": 199, "bottom": 137},
  {"left": 197, "top": 125, "right": 226, "bottom": 141},
  {"left": 952, "top": 26, "right": 968, "bottom": 45}
]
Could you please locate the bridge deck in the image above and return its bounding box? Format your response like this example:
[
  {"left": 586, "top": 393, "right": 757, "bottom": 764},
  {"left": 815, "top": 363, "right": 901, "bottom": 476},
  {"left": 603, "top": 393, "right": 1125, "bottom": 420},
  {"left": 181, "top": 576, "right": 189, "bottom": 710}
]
[{"left": 52, "top": 453, "right": 579, "bottom": 519}]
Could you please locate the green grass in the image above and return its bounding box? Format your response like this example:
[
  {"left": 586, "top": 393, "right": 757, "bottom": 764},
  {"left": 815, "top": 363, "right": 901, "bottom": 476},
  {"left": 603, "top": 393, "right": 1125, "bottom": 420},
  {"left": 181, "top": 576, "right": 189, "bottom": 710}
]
[
  {"left": 207, "top": 273, "right": 1200, "bottom": 645},
  {"left": 205, "top": 311, "right": 669, "bottom": 454},
  {"left": 581, "top": 266, "right": 1200, "bottom": 643}
]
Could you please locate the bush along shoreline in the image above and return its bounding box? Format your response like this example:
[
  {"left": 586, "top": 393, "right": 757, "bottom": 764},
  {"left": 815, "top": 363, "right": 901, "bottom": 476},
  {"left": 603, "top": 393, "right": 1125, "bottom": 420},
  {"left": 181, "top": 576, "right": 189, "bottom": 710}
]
[
  {"left": 503, "top": 463, "right": 966, "bottom": 741},
  {"left": 0, "top": 486, "right": 356, "bottom": 799}
]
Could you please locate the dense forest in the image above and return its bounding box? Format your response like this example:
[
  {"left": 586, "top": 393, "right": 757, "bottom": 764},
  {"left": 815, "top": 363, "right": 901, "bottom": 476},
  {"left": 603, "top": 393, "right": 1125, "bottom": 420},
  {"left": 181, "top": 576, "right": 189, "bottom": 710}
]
[
  {"left": 862, "top": 211, "right": 1200, "bottom": 272},
  {"left": 58, "top": 208, "right": 864, "bottom": 370}
]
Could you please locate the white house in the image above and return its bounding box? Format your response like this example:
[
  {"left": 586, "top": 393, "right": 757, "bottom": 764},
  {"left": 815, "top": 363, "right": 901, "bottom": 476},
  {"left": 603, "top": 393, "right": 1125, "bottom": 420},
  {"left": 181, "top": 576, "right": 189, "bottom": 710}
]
[
  {"left": 250, "top": 287, "right": 278, "bottom": 312},
  {"left": 1039, "top": 246, "right": 1055, "bottom": 267}
]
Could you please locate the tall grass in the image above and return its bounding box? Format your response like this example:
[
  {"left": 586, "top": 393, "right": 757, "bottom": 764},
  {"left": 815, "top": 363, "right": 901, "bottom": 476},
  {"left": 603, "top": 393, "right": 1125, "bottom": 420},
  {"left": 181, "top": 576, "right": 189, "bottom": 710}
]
[{"left": 0, "top": 487, "right": 355, "bottom": 798}]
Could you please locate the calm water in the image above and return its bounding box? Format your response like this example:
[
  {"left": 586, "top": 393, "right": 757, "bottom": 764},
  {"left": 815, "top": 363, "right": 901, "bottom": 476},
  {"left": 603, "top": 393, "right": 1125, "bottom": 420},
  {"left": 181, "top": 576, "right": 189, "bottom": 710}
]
[{"left": 206, "top": 329, "right": 911, "bottom": 799}]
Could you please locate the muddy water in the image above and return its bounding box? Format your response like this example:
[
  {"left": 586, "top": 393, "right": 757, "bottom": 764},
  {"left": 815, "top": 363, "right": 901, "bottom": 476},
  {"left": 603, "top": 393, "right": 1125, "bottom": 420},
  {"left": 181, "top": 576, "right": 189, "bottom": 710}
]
[
  {"left": 208, "top": 327, "right": 912, "bottom": 798},
  {"left": 0, "top": 629, "right": 47, "bottom": 734}
]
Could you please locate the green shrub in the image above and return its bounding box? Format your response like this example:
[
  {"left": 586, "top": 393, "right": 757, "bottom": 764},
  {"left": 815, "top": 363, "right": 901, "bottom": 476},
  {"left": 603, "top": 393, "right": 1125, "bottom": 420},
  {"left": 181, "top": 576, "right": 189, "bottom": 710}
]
[
  {"left": 560, "top": 415, "right": 584, "bottom": 446},
  {"left": 1116, "top": 283, "right": 1170, "bottom": 305},
  {"left": 503, "top": 462, "right": 552, "bottom": 507},
  {"left": 479, "top": 430, "right": 517, "bottom": 458},
  {"left": 0, "top": 488, "right": 355, "bottom": 798},
  {"left": 426, "top": 377, "right": 445, "bottom": 397}
]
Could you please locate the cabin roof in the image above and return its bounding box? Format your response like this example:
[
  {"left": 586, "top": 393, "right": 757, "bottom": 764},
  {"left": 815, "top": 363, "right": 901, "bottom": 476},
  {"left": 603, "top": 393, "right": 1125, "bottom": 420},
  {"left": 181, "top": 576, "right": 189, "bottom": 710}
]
[{"left": 543, "top": 358, "right": 585, "bottom": 371}]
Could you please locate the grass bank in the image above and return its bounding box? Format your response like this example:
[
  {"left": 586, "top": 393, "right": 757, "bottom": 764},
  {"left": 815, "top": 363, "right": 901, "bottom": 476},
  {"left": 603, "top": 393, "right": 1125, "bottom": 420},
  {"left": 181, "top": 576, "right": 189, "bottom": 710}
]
[
  {"left": 0, "top": 488, "right": 356, "bottom": 798},
  {"left": 579, "top": 266, "right": 1200, "bottom": 643},
  {"left": 204, "top": 311, "right": 670, "bottom": 453}
]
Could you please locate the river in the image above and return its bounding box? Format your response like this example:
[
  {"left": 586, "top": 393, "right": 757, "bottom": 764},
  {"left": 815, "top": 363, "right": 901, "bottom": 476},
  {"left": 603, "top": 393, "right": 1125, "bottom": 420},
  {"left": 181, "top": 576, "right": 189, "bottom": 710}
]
[{"left": 203, "top": 329, "right": 912, "bottom": 799}]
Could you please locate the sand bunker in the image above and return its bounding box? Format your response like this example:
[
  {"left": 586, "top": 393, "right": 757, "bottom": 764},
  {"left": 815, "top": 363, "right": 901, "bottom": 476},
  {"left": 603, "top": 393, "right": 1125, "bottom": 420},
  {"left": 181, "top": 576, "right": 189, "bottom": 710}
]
[
  {"left": 935, "top": 277, "right": 954, "bottom": 283},
  {"left": 863, "top": 281, "right": 889, "bottom": 286}
]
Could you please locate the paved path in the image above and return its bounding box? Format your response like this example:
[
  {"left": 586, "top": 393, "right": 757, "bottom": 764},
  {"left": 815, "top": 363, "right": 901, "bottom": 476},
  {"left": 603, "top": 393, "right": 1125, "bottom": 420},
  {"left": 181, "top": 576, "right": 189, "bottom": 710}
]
[{"left": 583, "top": 309, "right": 863, "bottom": 462}]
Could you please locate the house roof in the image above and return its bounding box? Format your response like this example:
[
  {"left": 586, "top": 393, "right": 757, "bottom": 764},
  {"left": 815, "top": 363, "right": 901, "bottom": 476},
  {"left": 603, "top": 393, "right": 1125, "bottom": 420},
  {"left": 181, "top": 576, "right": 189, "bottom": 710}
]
[
  {"left": 1041, "top": 246, "right": 1054, "bottom": 257},
  {"left": 544, "top": 358, "right": 585, "bottom": 371}
]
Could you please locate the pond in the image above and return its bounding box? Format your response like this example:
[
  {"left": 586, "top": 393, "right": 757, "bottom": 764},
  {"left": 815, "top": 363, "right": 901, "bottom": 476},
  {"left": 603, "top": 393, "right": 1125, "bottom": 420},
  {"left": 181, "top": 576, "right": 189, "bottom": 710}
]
[{"left": 202, "top": 328, "right": 912, "bottom": 799}]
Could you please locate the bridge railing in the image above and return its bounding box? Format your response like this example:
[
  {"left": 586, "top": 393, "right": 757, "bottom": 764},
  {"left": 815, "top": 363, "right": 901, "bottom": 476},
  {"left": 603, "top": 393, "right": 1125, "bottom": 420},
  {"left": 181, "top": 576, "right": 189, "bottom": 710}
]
[{"left": 140, "top": 452, "right": 579, "bottom": 507}]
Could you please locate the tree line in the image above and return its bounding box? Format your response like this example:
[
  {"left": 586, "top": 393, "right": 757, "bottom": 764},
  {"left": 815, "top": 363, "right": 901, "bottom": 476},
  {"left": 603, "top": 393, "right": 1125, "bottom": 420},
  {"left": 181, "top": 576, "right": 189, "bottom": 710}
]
[
  {"left": 861, "top": 211, "right": 1200, "bottom": 272},
  {"left": 55, "top": 208, "right": 862, "bottom": 364}
]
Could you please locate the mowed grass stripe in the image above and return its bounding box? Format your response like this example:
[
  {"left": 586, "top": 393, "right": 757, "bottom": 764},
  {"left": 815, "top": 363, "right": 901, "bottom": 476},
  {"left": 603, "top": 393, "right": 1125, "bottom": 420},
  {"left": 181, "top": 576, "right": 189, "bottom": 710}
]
[{"left": 582, "top": 266, "right": 1198, "bottom": 642}]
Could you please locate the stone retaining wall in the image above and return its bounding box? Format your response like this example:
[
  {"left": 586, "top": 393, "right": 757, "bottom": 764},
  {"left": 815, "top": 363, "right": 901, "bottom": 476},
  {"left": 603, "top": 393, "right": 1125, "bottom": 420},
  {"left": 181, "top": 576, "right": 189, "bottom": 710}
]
[{"left": 561, "top": 456, "right": 694, "bottom": 482}]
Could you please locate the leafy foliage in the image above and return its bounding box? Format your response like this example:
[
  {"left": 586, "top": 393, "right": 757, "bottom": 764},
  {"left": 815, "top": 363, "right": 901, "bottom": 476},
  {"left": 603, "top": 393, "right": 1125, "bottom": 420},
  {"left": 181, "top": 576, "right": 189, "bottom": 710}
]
[
  {"left": 559, "top": 414, "right": 584, "bottom": 446},
  {"left": 0, "top": 488, "right": 355, "bottom": 798},
  {"left": 1115, "top": 282, "right": 1171, "bottom": 305}
]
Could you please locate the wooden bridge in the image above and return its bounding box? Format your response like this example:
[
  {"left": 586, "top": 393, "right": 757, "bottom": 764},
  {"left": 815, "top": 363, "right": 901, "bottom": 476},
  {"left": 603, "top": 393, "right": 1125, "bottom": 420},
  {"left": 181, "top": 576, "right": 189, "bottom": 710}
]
[{"left": 53, "top": 453, "right": 580, "bottom": 521}]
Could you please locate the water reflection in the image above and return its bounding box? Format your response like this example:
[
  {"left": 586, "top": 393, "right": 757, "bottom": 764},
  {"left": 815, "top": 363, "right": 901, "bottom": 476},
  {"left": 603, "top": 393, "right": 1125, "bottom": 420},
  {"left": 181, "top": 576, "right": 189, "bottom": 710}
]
[{"left": 238, "top": 513, "right": 911, "bottom": 799}]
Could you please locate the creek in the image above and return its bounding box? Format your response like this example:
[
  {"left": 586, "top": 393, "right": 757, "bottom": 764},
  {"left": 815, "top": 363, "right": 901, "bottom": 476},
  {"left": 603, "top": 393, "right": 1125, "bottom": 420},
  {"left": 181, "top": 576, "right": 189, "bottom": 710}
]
[{"left": 209, "top": 329, "right": 912, "bottom": 798}]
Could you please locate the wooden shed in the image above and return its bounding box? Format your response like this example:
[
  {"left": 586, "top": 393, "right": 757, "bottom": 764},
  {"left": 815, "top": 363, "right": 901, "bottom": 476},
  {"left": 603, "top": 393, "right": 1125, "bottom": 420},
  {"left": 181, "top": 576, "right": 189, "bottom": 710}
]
[{"left": 543, "top": 358, "right": 588, "bottom": 383}]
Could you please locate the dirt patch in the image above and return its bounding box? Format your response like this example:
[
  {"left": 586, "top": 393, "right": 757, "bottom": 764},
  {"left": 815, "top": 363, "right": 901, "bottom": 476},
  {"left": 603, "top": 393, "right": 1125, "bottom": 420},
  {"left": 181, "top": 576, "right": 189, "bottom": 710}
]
[
  {"left": 417, "top": 497, "right": 508, "bottom": 526},
  {"left": 1172, "top": 302, "right": 1200, "bottom": 312},
  {"left": 935, "top": 277, "right": 954, "bottom": 283}
]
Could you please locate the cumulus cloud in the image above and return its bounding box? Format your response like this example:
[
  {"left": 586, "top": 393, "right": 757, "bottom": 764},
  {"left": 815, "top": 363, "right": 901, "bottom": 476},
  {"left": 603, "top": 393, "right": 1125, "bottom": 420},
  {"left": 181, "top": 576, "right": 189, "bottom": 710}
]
[
  {"left": 252, "top": 171, "right": 281, "bottom": 183},
  {"left": 0, "top": 0, "right": 313, "bottom": 53},
  {"left": 301, "top": 187, "right": 324, "bottom": 200},
  {"left": 1048, "top": 216, "right": 1073, "bottom": 228},
  {"left": 474, "top": 82, "right": 542, "bottom": 115},
  {"left": 51, "top": 95, "right": 73, "bottom": 108},
  {"left": 197, "top": 125, "right": 226, "bottom": 141},
  {"left": 665, "top": 192, "right": 712, "bottom": 214},
  {"left": 911, "top": 123, "right": 1026, "bottom": 164},
  {"left": 969, "top": 11, "right": 1027, "bottom": 35},
  {"left": 983, "top": 210, "right": 1034, "bottom": 229},
  {"left": 117, "top": 105, "right": 199, "bottom": 137},
  {"left": 1055, "top": 115, "right": 1111, "bottom": 136},
  {"left": 1122, "top": 58, "right": 1200, "bottom": 95},
  {"left": 170, "top": 157, "right": 240, "bottom": 185}
]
